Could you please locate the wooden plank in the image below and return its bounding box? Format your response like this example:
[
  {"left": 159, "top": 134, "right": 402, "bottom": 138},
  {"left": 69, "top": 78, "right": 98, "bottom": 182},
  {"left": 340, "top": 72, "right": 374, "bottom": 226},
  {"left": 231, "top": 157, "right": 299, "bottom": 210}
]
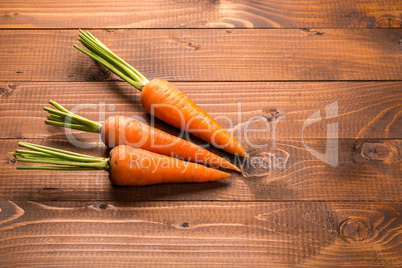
[
  {"left": 0, "top": 29, "right": 401, "bottom": 81},
  {"left": 0, "top": 0, "right": 400, "bottom": 29},
  {"left": 0, "top": 82, "right": 400, "bottom": 140},
  {"left": 0, "top": 137, "right": 400, "bottom": 201},
  {"left": 0, "top": 201, "right": 401, "bottom": 267}
]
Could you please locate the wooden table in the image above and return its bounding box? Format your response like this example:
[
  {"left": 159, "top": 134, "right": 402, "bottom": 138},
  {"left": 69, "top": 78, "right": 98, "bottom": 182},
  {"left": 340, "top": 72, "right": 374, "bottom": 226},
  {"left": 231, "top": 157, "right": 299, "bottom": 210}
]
[{"left": 0, "top": 1, "right": 401, "bottom": 267}]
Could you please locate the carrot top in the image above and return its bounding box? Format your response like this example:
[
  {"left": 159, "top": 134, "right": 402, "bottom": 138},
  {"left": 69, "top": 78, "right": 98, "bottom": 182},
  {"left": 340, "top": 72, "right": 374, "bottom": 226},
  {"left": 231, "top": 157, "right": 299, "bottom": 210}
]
[
  {"left": 74, "top": 30, "right": 149, "bottom": 90},
  {"left": 44, "top": 100, "right": 102, "bottom": 133},
  {"left": 10, "top": 142, "right": 109, "bottom": 171}
]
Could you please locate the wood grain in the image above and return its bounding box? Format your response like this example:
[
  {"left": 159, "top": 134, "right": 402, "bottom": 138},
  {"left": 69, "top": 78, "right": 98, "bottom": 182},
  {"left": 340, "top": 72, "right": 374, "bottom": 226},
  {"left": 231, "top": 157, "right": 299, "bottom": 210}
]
[
  {"left": 0, "top": 201, "right": 400, "bottom": 267},
  {"left": 0, "top": 0, "right": 400, "bottom": 29},
  {"left": 1, "top": 29, "right": 401, "bottom": 82},
  {"left": 1, "top": 82, "right": 400, "bottom": 140},
  {"left": 0, "top": 1, "right": 400, "bottom": 267},
  {"left": 1, "top": 82, "right": 400, "bottom": 201},
  {"left": 1, "top": 138, "right": 400, "bottom": 201}
]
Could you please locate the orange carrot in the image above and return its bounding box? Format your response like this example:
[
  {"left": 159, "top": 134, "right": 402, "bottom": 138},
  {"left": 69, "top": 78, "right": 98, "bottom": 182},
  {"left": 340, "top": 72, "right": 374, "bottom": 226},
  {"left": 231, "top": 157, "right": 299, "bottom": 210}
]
[
  {"left": 45, "top": 101, "right": 241, "bottom": 172},
  {"left": 141, "top": 79, "right": 248, "bottom": 157},
  {"left": 74, "top": 30, "right": 249, "bottom": 158},
  {"left": 109, "top": 145, "right": 230, "bottom": 186},
  {"left": 11, "top": 142, "right": 230, "bottom": 186}
]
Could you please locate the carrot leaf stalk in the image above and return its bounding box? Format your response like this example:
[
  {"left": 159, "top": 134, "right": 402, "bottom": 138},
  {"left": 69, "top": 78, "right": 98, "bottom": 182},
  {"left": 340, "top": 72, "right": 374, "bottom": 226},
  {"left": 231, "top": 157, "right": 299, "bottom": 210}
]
[
  {"left": 10, "top": 142, "right": 109, "bottom": 171},
  {"left": 45, "top": 100, "right": 102, "bottom": 133},
  {"left": 75, "top": 30, "right": 149, "bottom": 90}
]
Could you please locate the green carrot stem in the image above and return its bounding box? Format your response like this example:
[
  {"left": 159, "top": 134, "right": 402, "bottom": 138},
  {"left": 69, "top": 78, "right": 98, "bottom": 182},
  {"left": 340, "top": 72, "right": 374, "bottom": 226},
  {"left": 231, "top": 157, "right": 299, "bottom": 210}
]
[
  {"left": 47, "top": 114, "right": 65, "bottom": 122},
  {"left": 14, "top": 150, "right": 50, "bottom": 156},
  {"left": 77, "top": 30, "right": 140, "bottom": 80},
  {"left": 74, "top": 45, "right": 142, "bottom": 89},
  {"left": 45, "top": 120, "right": 97, "bottom": 133},
  {"left": 78, "top": 33, "right": 141, "bottom": 82},
  {"left": 16, "top": 156, "right": 107, "bottom": 168},
  {"left": 14, "top": 149, "right": 56, "bottom": 158},
  {"left": 17, "top": 166, "right": 103, "bottom": 170},
  {"left": 11, "top": 142, "right": 110, "bottom": 171},
  {"left": 18, "top": 142, "right": 105, "bottom": 161},
  {"left": 47, "top": 115, "right": 82, "bottom": 125},
  {"left": 49, "top": 100, "right": 70, "bottom": 113},
  {"left": 44, "top": 107, "right": 100, "bottom": 132},
  {"left": 49, "top": 100, "right": 98, "bottom": 128},
  {"left": 16, "top": 155, "right": 68, "bottom": 162},
  {"left": 75, "top": 30, "right": 149, "bottom": 90},
  {"left": 9, "top": 153, "right": 59, "bottom": 161},
  {"left": 44, "top": 101, "right": 102, "bottom": 133},
  {"left": 19, "top": 156, "right": 60, "bottom": 161},
  {"left": 18, "top": 144, "right": 101, "bottom": 163},
  {"left": 84, "top": 31, "right": 148, "bottom": 83}
]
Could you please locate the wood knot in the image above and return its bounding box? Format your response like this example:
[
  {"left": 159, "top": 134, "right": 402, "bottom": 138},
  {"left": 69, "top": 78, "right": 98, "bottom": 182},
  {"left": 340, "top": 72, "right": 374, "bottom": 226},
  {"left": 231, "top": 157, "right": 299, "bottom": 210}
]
[
  {"left": 94, "top": 203, "right": 109, "bottom": 210},
  {"left": 376, "top": 16, "right": 401, "bottom": 28},
  {"left": 300, "top": 28, "right": 325, "bottom": 36},
  {"left": 359, "top": 141, "right": 401, "bottom": 163},
  {"left": 86, "top": 62, "right": 115, "bottom": 82},
  {"left": 168, "top": 34, "right": 201, "bottom": 51},
  {"left": 8, "top": 158, "right": 17, "bottom": 164},
  {"left": 180, "top": 222, "right": 189, "bottom": 228},
  {"left": 0, "top": 84, "right": 16, "bottom": 97},
  {"left": 340, "top": 218, "right": 370, "bottom": 243},
  {"left": 4, "top": 12, "right": 18, "bottom": 17},
  {"left": 187, "top": 42, "right": 200, "bottom": 50},
  {"left": 241, "top": 150, "right": 289, "bottom": 177}
]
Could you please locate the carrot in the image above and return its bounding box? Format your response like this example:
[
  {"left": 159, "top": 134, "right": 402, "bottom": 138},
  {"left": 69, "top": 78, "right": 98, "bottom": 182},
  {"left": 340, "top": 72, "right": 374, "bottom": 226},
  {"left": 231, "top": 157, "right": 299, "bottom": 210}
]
[
  {"left": 10, "top": 142, "right": 230, "bottom": 186},
  {"left": 74, "top": 30, "right": 249, "bottom": 158},
  {"left": 44, "top": 101, "right": 241, "bottom": 172}
]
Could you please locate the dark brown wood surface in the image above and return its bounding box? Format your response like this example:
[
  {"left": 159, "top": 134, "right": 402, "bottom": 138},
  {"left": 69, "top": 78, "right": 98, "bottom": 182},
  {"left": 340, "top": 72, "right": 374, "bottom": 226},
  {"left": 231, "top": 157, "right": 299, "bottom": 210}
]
[
  {"left": 0, "top": 0, "right": 401, "bottom": 266},
  {"left": 0, "top": 201, "right": 401, "bottom": 267},
  {"left": 0, "top": 82, "right": 401, "bottom": 202},
  {"left": 1, "top": 138, "right": 401, "bottom": 202},
  {"left": 0, "top": 0, "right": 400, "bottom": 29},
  {"left": 0, "top": 82, "right": 400, "bottom": 139},
  {"left": 1, "top": 29, "right": 401, "bottom": 81}
]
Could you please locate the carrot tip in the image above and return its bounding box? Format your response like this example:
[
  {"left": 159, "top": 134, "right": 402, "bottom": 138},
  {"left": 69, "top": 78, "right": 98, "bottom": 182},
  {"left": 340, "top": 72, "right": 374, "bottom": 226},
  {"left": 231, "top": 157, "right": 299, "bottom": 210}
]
[
  {"left": 243, "top": 152, "right": 250, "bottom": 158},
  {"left": 234, "top": 166, "right": 242, "bottom": 173},
  {"left": 222, "top": 171, "right": 231, "bottom": 179},
  {"left": 225, "top": 162, "right": 242, "bottom": 173}
]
